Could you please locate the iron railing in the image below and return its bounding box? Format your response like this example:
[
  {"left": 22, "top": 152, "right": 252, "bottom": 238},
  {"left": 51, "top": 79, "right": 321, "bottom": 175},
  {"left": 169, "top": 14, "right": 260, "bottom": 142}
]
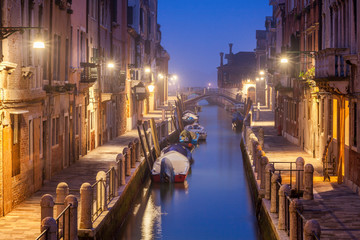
[
  {"left": 55, "top": 203, "right": 71, "bottom": 240},
  {"left": 285, "top": 193, "right": 291, "bottom": 235},
  {"left": 35, "top": 229, "right": 48, "bottom": 240},
  {"left": 106, "top": 167, "right": 116, "bottom": 204},
  {"left": 91, "top": 179, "right": 104, "bottom": 221},
  {"left": 270, "top": 161, "right": 303, "bottom": 190}
]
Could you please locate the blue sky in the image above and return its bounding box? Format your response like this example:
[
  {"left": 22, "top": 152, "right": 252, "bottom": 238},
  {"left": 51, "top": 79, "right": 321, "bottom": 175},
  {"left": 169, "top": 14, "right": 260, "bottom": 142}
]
[{"left": 158, "top": 0, "right": 272, "bottom": 87}]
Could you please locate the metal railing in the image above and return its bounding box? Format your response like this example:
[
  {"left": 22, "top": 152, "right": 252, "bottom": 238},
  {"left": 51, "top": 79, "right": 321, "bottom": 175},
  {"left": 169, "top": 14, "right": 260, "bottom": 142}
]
[
  {"left": 285, "top": 193, "right": 291, "bottom": 235},
  {"left": 106, "top": 167, "right": 116, "bottom": 204},
  {"left": 91, "top": 179, "right": 104, "bottom": 221},
  {"left": 270, "top": 161, "right": 302, "bottom": 190},
  {"left": 35, "top": 229, "right": 48, "bottom": 240},
  {"left": 295, "top": 208, "right": 305, "bottom": 240},
  {"left": 55, "top": 203, "right": 71, "bottom": 240}
]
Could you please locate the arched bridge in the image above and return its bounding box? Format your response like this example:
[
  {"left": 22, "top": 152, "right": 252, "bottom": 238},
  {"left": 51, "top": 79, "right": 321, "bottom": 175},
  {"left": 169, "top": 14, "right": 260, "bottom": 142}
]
[{"left": 183, "top": 88, "right": 242, "bottom": 106}]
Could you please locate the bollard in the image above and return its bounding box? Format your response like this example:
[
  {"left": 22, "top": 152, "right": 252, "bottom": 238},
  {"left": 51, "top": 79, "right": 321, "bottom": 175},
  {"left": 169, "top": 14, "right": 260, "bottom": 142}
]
[
  {"left": 253, "top": 142, "right": 261, "bottom": 172},
  {"left": 304, "top": 219, "right": 321, "bottom": 240},
  {"left": 256, "top": 150, "right": 265, "bottom": 180},
  {"left": 96, "top": 171, "right": 107, "bottom": 211},
  {"left": 258, "top": 127, "right": 264, "bottom": 149},
  {"left": 260, "top": 155, "right": 269, "bottom": 189},
  {"left": 41, "top": 217, "right": 57, "bottom": 240},
  {"left": 271, "top": 173, "right": 281, "bottom": 213},
  {"left": 123, "top": 147, "right": 131, "bottom": 176},
  {"left": 296, "top": 157, "right": 305, "bottom": 190},
  {"left": 116, "top": 153, "right": 125, "bottom": 185},
  {"left": 134, "top": 138, "right": 141, "bottom": 162},
  {"left": 40, "top": 194, "right": 54, "bottom": 225},
  {"left": 64, "top": 195, "right": 78, "bottom": 240},
  {"left": 304, "top": 164, "right": 314, "bottom": 200},
  {"left": 56, "top": 182, "right": 69, "bottom": 218},
  {"left": 265, "top": 163, "right": 275, "bottom": 200},
  {"left": 290, "top": 199, "right": 303, "bottom": 240},
  {"left": 80, "top": 183, "right": 92, "bottom": 229},
  {"left": 250, "top": 137, "right": 256, "bottom": 162},
  {"left": 128, "top": 142, "right": 136, "bottom": 168},
  {"left": 278, "top": 184, "right": 291, "bottom": 230}
]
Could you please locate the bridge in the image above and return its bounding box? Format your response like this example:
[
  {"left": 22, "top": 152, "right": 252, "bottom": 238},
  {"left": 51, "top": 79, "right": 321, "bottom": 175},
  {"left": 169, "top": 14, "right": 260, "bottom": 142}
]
[{"left": 182, "top": 88, "right": 242, "bottom": 106}]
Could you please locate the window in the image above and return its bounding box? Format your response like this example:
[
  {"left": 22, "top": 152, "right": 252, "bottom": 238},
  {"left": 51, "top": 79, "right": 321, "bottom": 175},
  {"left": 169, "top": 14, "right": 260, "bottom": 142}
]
[
  {"left": 29, "top": 119, "right": 33, "bottom": 161},
  {"left": 321, "top": 99, "right": 325, "bottom": 132},
  {"left": 52, "top": 117, "right": 59, "bottom": 146},
  {"left": 65, "top": 39, "right": 69, "bottom": 82},
  {"left": 53, "top": 35, "right": 61, "bottom": 80},
  {"left": 13, "top": 114, "right": 19, "bottom": 144},
  {"left": 12, "top": 114, "right": 20, "bottom": 176},
  {"left": 329, "top": 98, "right": 333, "bottom": 135},
  {"left": 333, "top": 99, "right": 338, "bottom": 139},
  {"left": 353, "top": 102, "right": 357, "bottom": 147}
]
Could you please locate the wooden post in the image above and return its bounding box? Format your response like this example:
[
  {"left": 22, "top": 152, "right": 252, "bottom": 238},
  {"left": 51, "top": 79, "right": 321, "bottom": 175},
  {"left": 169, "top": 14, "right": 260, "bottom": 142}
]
[
  {"left": 137, "top": 126, "right": 152, "bottom": 171},
  {"left": 150, "top": 118, "right": 161, "bottom": 158}
]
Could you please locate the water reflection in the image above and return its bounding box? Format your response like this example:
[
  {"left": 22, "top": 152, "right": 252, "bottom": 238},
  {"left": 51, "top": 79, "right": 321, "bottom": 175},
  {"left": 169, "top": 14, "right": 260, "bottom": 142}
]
[{"left": 116, "top": 105, "right": 258, "bottom": 240}]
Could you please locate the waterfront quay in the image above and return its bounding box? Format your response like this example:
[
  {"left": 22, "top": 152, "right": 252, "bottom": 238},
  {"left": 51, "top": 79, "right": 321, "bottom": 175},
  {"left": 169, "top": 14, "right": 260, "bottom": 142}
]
[
  {"left": 0, "top": 110, "right": 167, "bottom": 240},
  {"left": 244, "top": 108, "right": 360, "bottom": 240}
]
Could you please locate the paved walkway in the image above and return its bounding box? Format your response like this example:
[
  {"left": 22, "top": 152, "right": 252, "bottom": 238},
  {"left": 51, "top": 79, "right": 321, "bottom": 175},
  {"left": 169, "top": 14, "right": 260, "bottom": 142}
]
[
  {"left": 252, "top": 108, "right": 360, "bottom": 240},
  {"left": 0, "top": 111, "right": 164, "bottom": 240}
]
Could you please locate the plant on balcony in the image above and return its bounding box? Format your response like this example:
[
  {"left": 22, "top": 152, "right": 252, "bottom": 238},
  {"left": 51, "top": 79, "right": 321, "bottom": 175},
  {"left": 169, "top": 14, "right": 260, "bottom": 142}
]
[{"left": 299, "top": 67, "right": 316, "bottom": 88}]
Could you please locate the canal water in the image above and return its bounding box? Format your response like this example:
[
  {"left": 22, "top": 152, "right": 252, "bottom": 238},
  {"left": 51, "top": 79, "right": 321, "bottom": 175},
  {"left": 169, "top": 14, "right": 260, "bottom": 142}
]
[{"left": 116, "top": 104, "right": 259, "bottom": 240}]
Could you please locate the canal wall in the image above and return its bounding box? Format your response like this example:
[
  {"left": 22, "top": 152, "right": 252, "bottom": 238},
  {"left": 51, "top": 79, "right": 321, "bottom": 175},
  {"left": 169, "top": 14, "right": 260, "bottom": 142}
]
[
  {"left": 79, "top": 130, "right": 179, "bottom": 240},
  {"left": 240, "top": 136, "right": 281, "bottom": 240}
]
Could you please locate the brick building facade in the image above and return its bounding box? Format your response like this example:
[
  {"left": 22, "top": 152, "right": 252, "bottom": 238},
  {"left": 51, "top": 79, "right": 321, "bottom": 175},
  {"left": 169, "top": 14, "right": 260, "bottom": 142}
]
[{"left": 0, "top": 0, "right": 169, "bottom": 216}]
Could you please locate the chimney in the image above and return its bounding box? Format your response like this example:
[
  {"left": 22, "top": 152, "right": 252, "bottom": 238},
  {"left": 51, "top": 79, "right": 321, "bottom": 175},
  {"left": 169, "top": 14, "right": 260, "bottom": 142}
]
[
  {"left": 220, "top": 52, "right": 224, "bottom": 66},
  {"left": 229, "top": 43, "right": 233, "bottom": 54}
]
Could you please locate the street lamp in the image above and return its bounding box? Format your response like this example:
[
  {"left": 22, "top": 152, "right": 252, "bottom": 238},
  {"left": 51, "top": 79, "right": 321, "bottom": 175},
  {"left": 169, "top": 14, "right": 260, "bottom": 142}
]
[
  {"left": 145, "top": 67, "right": 151, "bottom": 73},
  {"left": 107, "top": 62, "right": 115, "bottom": 68},
  {"left": 280, "top": 58, "right": 289, "bottom": 64},
  {"left": 259, "top": 70, "right": 265, "bottom": 75},
  {"left": 158, "top": 73, "right": 164, "bottom": 79},
  {"left": 147, "top": 84, "right": 155, "bottom": 93},
  {"left": 33, "top": 40, "right": 45, "bottom": 49}
]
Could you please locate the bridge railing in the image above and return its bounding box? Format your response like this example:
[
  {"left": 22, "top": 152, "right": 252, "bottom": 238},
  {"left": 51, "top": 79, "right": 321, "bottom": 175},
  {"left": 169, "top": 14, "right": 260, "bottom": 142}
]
[{"left": 205, "top": 88, "right": 238, "bottom": 100}]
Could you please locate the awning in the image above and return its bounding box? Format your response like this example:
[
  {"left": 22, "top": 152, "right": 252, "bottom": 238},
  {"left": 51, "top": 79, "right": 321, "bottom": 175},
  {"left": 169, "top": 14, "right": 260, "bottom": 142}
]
[{"left": 6, "top": 109, "right": 29, "bottom": 114}]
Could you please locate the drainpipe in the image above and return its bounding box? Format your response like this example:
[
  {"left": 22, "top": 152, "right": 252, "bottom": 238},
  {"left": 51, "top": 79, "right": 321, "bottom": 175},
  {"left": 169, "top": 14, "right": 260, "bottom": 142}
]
[
  {"left": 47, "top": 0, "right": 54, "bottom": 180},
  {"left": 97, "top": 0, "right": 102, "bottom": 146}
]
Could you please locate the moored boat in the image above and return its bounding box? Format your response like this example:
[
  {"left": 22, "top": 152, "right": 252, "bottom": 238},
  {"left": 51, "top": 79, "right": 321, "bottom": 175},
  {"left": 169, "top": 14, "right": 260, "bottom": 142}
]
[
  {"left": 161, "top": 143, "right": 192, "bottom": 162},
  {"left": 232, "top": 112, "right": 244, "bottom": 132},
  {"left": 184, "top": 123, "right": 207, "bottom": 140},
  {"left": 182, "top": 112, "right": 199, "bottom": 125},
  {"left": 179, "top": 129, "right": 200, "bottom": 145},
  {"left": 152, "top": 151, "right": 190, "bottom": 183}
]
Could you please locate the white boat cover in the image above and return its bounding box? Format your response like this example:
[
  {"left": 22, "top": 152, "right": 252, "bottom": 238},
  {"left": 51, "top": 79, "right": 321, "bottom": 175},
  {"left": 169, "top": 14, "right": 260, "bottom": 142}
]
[{"left": 152, "top": 151, "right": 190, "bottom": 175}]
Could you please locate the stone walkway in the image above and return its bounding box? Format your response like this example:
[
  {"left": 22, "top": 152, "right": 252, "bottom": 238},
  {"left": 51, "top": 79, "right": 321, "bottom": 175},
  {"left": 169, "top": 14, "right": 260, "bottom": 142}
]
[
  {"left": 252, "top": 108, "right": 360, "bottom": 240},
  {"left": 0, "top": 111, "right": 164, "bottom": 240}
]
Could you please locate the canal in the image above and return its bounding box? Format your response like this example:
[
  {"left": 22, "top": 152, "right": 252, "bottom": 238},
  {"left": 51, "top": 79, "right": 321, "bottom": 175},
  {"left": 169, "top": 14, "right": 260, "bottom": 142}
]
[{"left": 116, "top": 104, "right": 259, "bottom": 240}]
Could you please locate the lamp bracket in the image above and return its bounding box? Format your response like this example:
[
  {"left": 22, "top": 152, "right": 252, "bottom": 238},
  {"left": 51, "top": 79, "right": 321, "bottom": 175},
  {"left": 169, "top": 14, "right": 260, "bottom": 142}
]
[{"left": 0, "top": 27, "right": 42, "bottom": 40}]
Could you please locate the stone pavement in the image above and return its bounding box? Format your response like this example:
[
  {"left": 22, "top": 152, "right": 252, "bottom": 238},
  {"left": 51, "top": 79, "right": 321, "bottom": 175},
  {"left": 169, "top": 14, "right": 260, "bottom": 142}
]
[
  {"left": 252, "top": 108, "right": 360, "bottom": 240},
  {"left": 0, "top": 111, "right": 164, "bottom": 240}
]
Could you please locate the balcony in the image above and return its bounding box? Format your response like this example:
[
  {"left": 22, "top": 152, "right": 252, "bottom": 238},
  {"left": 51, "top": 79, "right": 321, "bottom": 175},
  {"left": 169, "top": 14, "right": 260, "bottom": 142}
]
[
  {"left": 80, "top": 62, "right": 98, "bottom": 84},
  {"left": 315, "top": 48, "right": 350, "bottom": 94},
  {"left": 315, "top": 48, "right": 350, "bottom": 80}
]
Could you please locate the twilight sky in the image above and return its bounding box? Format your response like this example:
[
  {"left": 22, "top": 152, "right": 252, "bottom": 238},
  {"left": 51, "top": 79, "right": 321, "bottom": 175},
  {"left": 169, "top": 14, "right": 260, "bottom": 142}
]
[{"left": 158, "top": 0, "right": 272, "bottom": 88}]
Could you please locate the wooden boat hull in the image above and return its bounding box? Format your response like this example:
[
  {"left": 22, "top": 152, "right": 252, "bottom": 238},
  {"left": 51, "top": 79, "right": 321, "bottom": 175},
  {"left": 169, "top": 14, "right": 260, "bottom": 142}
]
[{"left": 151, "top": 151, "right": 190, "bottom": 183}]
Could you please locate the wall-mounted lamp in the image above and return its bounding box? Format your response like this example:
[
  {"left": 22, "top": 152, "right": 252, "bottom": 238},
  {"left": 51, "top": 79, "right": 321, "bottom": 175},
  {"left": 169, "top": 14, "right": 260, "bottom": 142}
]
[
  {"left": 280, "top": 58, "right": 289, "bottom": 63},
  {"left": 147, "top": 84, "right": 155, "bottom": 93},
  {"left": 145, "top": 67, "right": 151, "bottom": 73}
]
